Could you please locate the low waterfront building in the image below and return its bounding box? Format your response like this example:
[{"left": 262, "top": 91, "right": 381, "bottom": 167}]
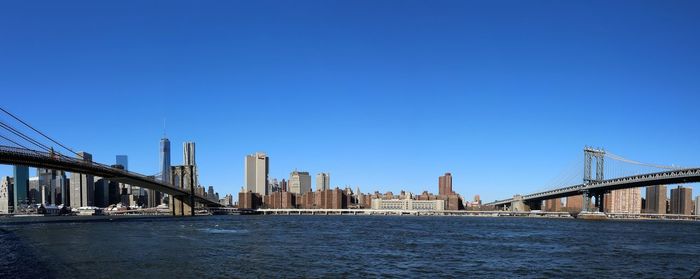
[{"left": 371, "top": 198, "right": 445, "bottom": 211}]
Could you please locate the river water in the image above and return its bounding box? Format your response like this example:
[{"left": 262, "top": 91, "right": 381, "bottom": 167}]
[{"left": 1, "top": 215, "right": 699, "bottom": 278}]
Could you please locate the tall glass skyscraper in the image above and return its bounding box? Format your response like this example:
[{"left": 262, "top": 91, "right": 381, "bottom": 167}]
[
  {"left": 13, "top": 165, "right": 29, "bottom": 213},
  {"left": 116, "top": 155, "right": 128, "bottom": 171},
  {"left": 160, "top": 138, "right": 171, "bottom": 183}
]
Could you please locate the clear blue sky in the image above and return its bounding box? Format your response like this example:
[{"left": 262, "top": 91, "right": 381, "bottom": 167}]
[{"left": 1, "top": 1, "right": 699, "bottom": 202}]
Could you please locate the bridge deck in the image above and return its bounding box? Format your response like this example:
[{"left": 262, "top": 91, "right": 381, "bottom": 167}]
[{"left": 0, "top": 145, "right": 220, "bottom": 206}]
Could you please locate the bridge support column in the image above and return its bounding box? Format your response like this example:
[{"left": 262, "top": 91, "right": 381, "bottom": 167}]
[
  {"left": 511, "top": 195, "right": 530, "bottom": 212},
  {"left": 169, "top": 195, "right": 194, "bottom": 216},
  {"left": 581, "top": 190, "right": 592, "bottom": 213}
]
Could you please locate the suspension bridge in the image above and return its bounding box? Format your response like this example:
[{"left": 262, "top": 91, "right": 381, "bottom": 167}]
[
  {"left": 0, "top": 107, "right": 221, "bottom": 216},
  {"left": 485, "top": 147, "right": 700, "bottom": 213}
]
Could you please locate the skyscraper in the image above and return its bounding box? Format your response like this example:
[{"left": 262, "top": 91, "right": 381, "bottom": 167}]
[
  {"left": 316, "top": 173, "right": 330, "bottom": 191},
  {"left": 289, "top": 170, "right": 311, "bottom": 195},
  {"left": 70, "top": 152, "right": 94, "bottom": 208},
  {"left": 116, "top": 155, "right": 128, "bottom": 170},
  {"left": 438, "top": 172, "right": 453, "bottom": 196},
  {"left": 207, "top": 186, "right": 215, "bottom": 201},
  {"left": 695, "top": 196, "right": 700, "bottom": 216},
  {"left": 645, "top": 185, "right": 667, "bottom": 214},
  {"left": 13, "top": 165, "right": 29, "bottom": 213},
  {"left": 244, "top": 152, "right": 269, "bottom": 195},
  {"left": 160, "top": 138, "right": 171, "bottom": 183},
  {"left": 670, "top": 186, "right": 692, "bottom": 215},
  {"left": 280, "top": 179, "right": 288, "bottom": 192}
]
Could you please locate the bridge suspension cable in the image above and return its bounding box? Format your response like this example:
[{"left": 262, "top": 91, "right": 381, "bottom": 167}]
[
  {"left": 0, "top": 133, "right": 32, "bottom": 150},
  {"left": 0, "top": 120, "right": 53, "bottom": 152},
  {"left": 0, "top": 107, "right": 82, "bottom": 158},
  {"left": 604, "top": 151, "right": 683, "bottom": 170}
]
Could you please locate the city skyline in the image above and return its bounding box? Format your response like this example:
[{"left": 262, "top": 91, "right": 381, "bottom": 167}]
[{"left": 1, "top": 1, "right": 700, "bottom": 202}]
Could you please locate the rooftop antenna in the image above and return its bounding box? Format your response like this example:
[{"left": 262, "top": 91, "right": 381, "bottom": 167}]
[{"left": 163, "top": 117, "right": 167, "bottom": 138}]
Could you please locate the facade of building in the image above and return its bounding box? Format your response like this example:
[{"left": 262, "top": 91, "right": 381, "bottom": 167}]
[
  {"left": 544, "top": 198, "right": 562, "bottom": 212},
  {"left": 70, "top": 152, "right": 95, "bottom": 208},
  {"left": 245, "top": 152, "right": 269, "bottom": 195},
  {"left": 605, "top": 188, "right": 642, "bottom": 213},
  {"left": 645, "top": 185, "right": 667, "bottom": 214},
  {"left": 371, "top": 198, "right": 445, "bottom": 211},
  {"left": 438, "top": 172, "right": 453, "bottom": 196},
  {"left": 116, "top": 155, "right": 128, "bottom": 170},
  {"left": 565, "top": 195, "right": 583, "bottom": 212},
  {"left": 289, "top": 170, "right": 311, "bottom": 195},
  {"left": 37, "top": 168, "right": 67, "bottom": 205},
  {"left": 0, "top": 176, "right": 13, "bottom": 213},
  {"left": 316, "top": 173, "right": 330, "bottom": 192},
  {"left": 670, "top": 186, "right": 692, "bottom": 215},
  {"left": 13, "top": 165, "right": 29, "bottom": 213},
  {"left": 207, "top": 186, "right": 215, "bottom": 201},
  {"left": 160, "top": 138, "right": 171, "bottom": 183},
  {"left": 94, "top": 178, "right": 110, "bottom": 208},
  {"left": 238, "top": 190, "right": 262, "bottom": 209},
  {"left": 695, "top": 196, "right": 700, "bottom": 216}
]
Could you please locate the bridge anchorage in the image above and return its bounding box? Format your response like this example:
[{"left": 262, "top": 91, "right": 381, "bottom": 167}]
[{"left": 485, "top": 146, "right": 700, "bottom": 218}]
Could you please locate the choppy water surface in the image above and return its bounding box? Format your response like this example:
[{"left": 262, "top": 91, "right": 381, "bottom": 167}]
[{"left": 1, "top": 215, "right": 700, "bottom": 278}]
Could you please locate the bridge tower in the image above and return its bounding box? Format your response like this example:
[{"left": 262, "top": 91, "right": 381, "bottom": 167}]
[
  {"left": 583, "top": 147, "right": 605, "bottom": 212},
  {"left": 169, "top": 165, "right": 196, "bottom": 216},
  {"left": 584, "top": 147, "right": 605, "bottom": 183}
]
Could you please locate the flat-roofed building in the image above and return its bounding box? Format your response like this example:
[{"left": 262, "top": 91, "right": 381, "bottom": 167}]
[
  {"left": 371, "top": 198, "right": 445, "bottom": 211},
  {"left": 606, "top": 188, "right": 642, "bottom": 213},
  {"left": 645, "top": 185, "right": 667, "bottom": 214},
  {"left": 670, "top": 186, "right": 692, "bottom": 215}
]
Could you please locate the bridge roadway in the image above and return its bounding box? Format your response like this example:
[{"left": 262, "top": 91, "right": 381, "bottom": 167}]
[
  {"left": 0, "top": 145, "right": 220, "bottom": 207},
  {"left": 485, "top": 167, "right": 700, "bottom": 208}
]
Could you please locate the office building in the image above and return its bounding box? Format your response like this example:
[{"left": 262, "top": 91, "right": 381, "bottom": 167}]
[
  {"left": 244, "top": 152, "right": 269, "bottom": 195},
  {"left": 116, "top": 155, "right": 128, "bottom": 171},
  {"left": 94, "top": 178, "right": 110, "bottom": 208},
  {"left": 70, "top": 152, "right": 95, "bottom": 208},
  {"left": 280, "top": 179, "right": 288, "bottom": 192},
  {"left": 695, "top": 196, "right": 700, "bottom": 216},
  {"left": 13, "top": 165, "right": 29, "bottom": 213},
  {"left": 670, "top": 186, "right": 692, "bottom": 215},
  {"left": 606, "top": 188, "right": 642, "bottom": 213},
  {"left": 645, "top": 185, "right": 667, "bottom": 214},
  {"left": 0, "top": 176, "right": 13, "bottom": 213},
  {"left": 439, "top": 172, "right": 453, "bottom": 196},
  {"left": 316, "top": 173, "right": 330, "bottom": 191},
  {"left": 160, "top": 138, "right": 171, "bottom": 183},
  {"left": 37, "top": 168, "right": 67, "bottom": 205},
  {"left": 289, "top": 170, "right": 311, "bottom": 195}
]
